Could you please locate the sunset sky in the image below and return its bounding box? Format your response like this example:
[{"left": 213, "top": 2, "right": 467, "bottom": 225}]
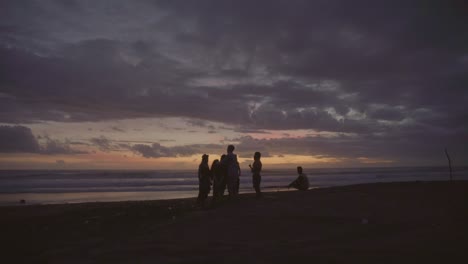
[{"left": 1, "top": 0, "right": 467, "bottom": 170}]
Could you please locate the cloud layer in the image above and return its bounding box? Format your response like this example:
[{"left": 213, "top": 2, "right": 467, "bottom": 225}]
[{"left": 1, "top": 1, "right": 467, "bottom": 165}]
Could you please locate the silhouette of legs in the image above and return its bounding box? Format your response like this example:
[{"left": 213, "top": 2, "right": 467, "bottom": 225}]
[
  {"left": 227, "top": 175, "right": 239, "bottom": 198},
  {"left": 253, "top": 174, "right": 261, "bottom": 198}
]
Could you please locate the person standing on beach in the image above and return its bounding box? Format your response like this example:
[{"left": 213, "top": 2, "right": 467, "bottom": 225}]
[
  {"left": 210, "top": 159, "right": 221, "bottom": 202},
  {"left": 288, "top": 166, "right": 309, "bottom": 191},
  {"left": 219, "top": 154, "right": 228, "bottom": 196},
  {"left": 249, "top": 152, "right": 262, "bottom": 198},
  {"left": 221, "top": 145, "right": 241, "bottom": 198},
  {"left": 197, "top": 154, "right": 211, "bottom": 207}
]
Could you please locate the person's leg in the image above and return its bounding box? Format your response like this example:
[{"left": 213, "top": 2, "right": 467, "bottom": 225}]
[
  {"left": 253, "top": 175, "right": 261, "bottom": 197},
  {"left": 200, "top": 191, "right": 207, "bottom": 208},
  {"left": 227, "top": 175, "right": 233, "bottom": 197},
  {"left": 217, "top": 175, "right": 223, "bottom": 195},
  {"left": 197, "top": 181, "right": 202, "bottom": 203},
  {"left": 220, "top": 176, "right": 226, "bottom": 196},
  {"left": 291, "top": 181, "right": 300, "bottom": 190},
  {"left": 212, "top": 178, "right": 218, "bottom": 199},
  {"left": 258, "top": 175, "right": 261, "bottom": 195},
  {"left": 227, "top": 175, "right": 238, "bottom": 198},
  {"left": 197, "top": 191, "right": 203, "bottom": 203}
]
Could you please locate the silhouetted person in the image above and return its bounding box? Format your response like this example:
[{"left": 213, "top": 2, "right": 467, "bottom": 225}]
[
  {"left": 197, "top": 154, "right": 211, "bottom": 207},
  {"left": 219, "top": 154, "right": 227, "bottom": 196},
  {"left": 288, "top": 166, "right": 309, "bottom": 191},
  {"left": 210, "top": 159, "right": 221, "bottom": 202},
  {"left": 249, "top": 151, "right": 262, "bottom": 198},
  {"left": 221, "top": 145, "right": 241, "bottom": 198}
]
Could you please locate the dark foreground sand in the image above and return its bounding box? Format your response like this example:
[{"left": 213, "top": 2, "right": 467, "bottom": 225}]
[{"left": 1, "top": 181, "right": 468, "bottom": 263}]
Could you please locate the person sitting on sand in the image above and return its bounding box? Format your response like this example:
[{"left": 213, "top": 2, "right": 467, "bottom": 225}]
[
  {"left": 249, "top": 152, "right": 262, "bottom": 198},
  {"left": 197, "top": 154, "right": 211, "bottom": 207},
  {"left": 288, "top": 166, "right": 309, "bottom": 191}
]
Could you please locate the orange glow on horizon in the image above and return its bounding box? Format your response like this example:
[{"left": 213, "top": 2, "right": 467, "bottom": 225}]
[{"left": 0, "top": 152, "right": 395, "bottom": 170}]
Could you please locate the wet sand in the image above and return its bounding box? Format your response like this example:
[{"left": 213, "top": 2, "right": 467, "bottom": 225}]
[{"left": 1, "top": 181, "right": 467, "bottom": 263}]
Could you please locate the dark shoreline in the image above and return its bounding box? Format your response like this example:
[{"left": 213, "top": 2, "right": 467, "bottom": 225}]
[{"left": 1, "top": 181, "right": 468, "bottom": 263}]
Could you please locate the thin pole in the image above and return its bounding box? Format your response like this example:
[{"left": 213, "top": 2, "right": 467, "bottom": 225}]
[{"left": 444, "top": 148, "right": 452, "bottom": 182}]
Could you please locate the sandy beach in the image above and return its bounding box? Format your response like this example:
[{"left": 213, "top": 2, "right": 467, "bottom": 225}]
[{"left": 1, "top": 181, "right": 467, "bottom": 263}]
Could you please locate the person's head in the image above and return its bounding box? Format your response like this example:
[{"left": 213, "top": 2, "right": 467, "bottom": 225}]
[
  {"left": 201, "top": 154, "right": 209, "bottom": 164},
  {"left": 211, "top": 159, "right": 219, "bottom": 169},
  {"left": 254, "top": 152, "right": 261, "bottom": 161},
  {"left": 297, "top": 166, "right": 303, "bottom": 174},
  {"left": 220, "top": 154, "right": 226, "bottom": 161},
  {"left": 227, "top": 145, "right": 235, "bottom": 153}
]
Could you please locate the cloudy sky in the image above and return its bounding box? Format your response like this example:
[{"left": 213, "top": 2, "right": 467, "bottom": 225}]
[{"left": 1, "top": 0, "right": 467, "bottom": 170}]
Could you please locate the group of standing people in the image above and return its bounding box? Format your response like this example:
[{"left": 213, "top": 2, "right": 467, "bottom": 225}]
[
  {"left": 197, "top": 145, "right": 257, "bottom": 207},
  {"left": 197, "top": 144, "right": 309, "bottom": 207}
]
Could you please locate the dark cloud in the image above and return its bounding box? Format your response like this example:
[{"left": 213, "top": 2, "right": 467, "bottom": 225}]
[
  {"left": 0, "top": 125, "right": 40, "bottom": 153},
  {"left": 186, "top": 119, "right": 209, "bottom": 127},
  {"left": 68, "top": 141, "right": 89, "bottom": 146},
  {"left": 90, "top": 136, "right": 132, "bottom": 152},
  {"left": 233, "top": 128, "right": 270, "bottom": 134},
  {"left": 111, "top": 126, "right": 125, "bottom": 132},
  {"left": 131, "top": 143, "right": 197, "bottom": 158},
  {"left": 159, "top": 139, "right": 176, "bottom": 142},
  {"left": 40, "top": 136, "right": 87, "bottom": 155},
  {"left": 90, "top": 136, "right": 113, "bottom": 152},
  {"left": 0, "top": 125, "right": 85, "bottom": 154}
]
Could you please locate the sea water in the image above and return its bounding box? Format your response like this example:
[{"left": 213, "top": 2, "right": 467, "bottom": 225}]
[{"left": 0, "top": 166, "right": 467, "bottom": 205}]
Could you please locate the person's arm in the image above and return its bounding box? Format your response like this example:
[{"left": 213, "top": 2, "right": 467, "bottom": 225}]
[
  {"left": 251, "top": 161, "right": 256, "bottom": 173},
  {"left": 288, "top": 175, "right": 300, "bottom": 188},
  {"left": 208, "top": 166, "right": 213, "bottom": 184},
  {"left": 209, "top": 166, "right": 213, "bottom": 183},
  {"left": 233, "top": 155, "right": 240, "bottom": 176}
]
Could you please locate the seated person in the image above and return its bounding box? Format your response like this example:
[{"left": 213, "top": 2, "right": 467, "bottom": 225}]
[{"left": 288, "top": 166, "right": 309, "bottom": 191}]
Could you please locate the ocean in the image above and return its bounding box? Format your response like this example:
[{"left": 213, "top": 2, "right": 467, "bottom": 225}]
[{"left": 0, "top": 166, "right": 467, "bottom": 205}]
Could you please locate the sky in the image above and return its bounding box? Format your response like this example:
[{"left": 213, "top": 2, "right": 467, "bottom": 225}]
[{"left": 0, "top": 0, "right": 467, "bottom": 170}]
